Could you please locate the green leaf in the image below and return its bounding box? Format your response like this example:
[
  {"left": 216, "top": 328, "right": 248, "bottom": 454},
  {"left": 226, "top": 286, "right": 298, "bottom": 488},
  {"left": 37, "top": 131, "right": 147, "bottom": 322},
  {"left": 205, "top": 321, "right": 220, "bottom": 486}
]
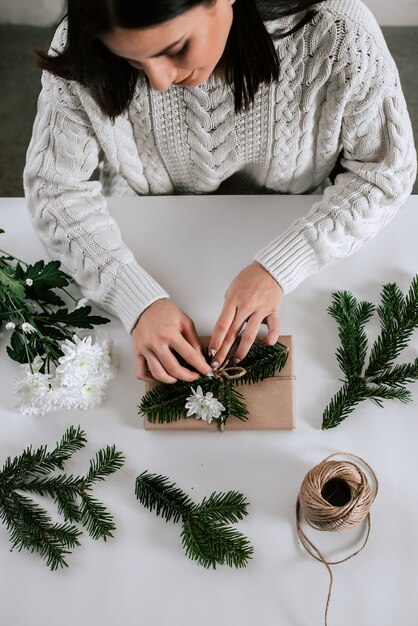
[
  {"left": 6, "top": 329, "right": 35, "bottom": 365},
  {"left": 25, "top": 260, "right": 71, "bottom": 289},
  {"left": 47, "top": 306, "right": 110, "bottom": 328},
  {"left": 0, "top": 267, "right": 25, "bottom": 304}
]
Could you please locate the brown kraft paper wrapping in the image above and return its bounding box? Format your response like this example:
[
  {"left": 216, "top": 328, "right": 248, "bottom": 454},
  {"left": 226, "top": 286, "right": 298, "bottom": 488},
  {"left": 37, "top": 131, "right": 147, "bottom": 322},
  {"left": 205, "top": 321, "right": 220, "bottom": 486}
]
[{"left": 144, "top": 335, "right": 295, "bottom": 431}]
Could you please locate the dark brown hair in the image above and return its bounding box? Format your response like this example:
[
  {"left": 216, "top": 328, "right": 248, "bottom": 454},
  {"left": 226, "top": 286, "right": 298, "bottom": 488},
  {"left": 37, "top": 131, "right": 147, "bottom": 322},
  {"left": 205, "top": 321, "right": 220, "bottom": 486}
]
[{"left": 37, "top": 0, "right": 328, "bottom": 119}]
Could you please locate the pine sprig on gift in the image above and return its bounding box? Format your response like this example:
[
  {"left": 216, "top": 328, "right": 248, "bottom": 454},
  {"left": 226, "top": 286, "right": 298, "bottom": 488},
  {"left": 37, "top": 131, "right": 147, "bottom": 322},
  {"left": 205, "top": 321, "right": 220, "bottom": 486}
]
[
  {"left": 0, "top": 426, "right": 125, "bottom": 569},
  {"left": 322, "top": 276, "right": 418, "bottom": 429},
  {"left": 139, "top": 340, "right": 288, "bottom": 429},
  {"left": 136, "top": 471, "right": 253, "bottom": 569}
]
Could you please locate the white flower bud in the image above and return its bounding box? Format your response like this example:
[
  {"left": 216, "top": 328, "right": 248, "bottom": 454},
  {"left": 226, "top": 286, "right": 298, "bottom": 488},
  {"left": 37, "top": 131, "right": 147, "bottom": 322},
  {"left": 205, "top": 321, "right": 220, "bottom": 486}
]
[
  {"left": 25, "top": 278, "right": 33, "bottom": 286},
  {"left": 75, "top": 298, "right": 89, "bottom": 309},
  {"left": 22, "top": 322, "right": 36, "bottom": 334},
  {"left": 6, "top": 321, "right": 16, "bottom": 330}
]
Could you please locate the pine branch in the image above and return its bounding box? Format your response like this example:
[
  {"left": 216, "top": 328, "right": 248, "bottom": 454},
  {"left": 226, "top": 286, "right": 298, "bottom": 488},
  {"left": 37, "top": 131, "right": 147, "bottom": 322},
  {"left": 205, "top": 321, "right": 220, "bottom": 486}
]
[
  {"left": 136, "top": 471, "right": 253, "bottom": 569},
  {"left": 0, "top": 427, "right": 124, "bottom": 568},
  {"left": 322, "top": 277, "right": 418, "bottom": 430},
  {"left": 367, "top": 359, "right": 418, "bottom": 388},
  {"left": 181, "top": 518, "right": 253, "bottom": 569},
  {"left": 216, "top": 382, "right": 248, "bottom": 425},
  {"left": 327, "top": 291, "right": 374, "bottom": 379},
  {"left": 0, "top": 492, "right": 81, "bottom": 570},
  {"left": 236, "top": 341, "right": 289, "bottom": 386},
  {"left": 194, "top": 491, "right": 249, "bottom": 524},
  {"left": 86, "top": 445, "right": 125, "bottom": 483},
  {"left": 366, "top": 277, "right": 418, "bottom": 376},
  {"left": 135, "top": 471, "right": 195, "bottom": 523},
  {"left": 79, "top": 493, "right": 116, "bottom": 541}
]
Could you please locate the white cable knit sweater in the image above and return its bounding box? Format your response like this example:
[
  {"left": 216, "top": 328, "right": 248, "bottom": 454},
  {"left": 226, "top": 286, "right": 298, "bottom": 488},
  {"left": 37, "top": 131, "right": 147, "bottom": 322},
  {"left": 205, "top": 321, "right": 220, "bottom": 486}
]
[{"left": 24, "top": 0, "right": 417, "bottom": 334}]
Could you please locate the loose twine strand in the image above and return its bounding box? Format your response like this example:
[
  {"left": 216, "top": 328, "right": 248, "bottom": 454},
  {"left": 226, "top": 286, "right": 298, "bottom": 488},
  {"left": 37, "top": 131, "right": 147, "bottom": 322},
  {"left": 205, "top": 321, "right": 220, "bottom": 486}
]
[{"left": 296, "top": 453, "right": 378, "bottom": 626}]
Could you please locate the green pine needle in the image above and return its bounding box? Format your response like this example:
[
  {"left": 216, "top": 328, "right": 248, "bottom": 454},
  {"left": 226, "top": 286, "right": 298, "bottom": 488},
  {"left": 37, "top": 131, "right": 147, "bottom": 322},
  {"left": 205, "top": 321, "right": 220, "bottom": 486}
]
[
  {"left": 0, "top": 427, "right": 124, "bottom": 569},
  {"left": 181, "top": 518, "right": 253, "bottom": 569},
  {"left": 135, "top": 472, "right": 195, "bottom": 523},
  {"left": 136, "top": 471, "right": 253, "bottom": 569},
  {"left": 322, "top": 276, "right": 418, "bottom": 429}
]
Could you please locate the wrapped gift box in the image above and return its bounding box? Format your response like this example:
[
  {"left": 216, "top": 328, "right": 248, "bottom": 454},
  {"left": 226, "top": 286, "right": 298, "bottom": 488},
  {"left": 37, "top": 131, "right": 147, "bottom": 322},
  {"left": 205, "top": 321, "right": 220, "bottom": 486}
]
[{"left": 143, "top": 335, "right": 295, "bottom": 431}]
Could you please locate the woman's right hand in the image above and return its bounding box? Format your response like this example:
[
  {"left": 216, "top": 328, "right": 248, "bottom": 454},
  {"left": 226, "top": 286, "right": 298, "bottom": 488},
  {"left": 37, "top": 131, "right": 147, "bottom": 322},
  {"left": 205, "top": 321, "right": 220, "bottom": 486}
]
[{"left": 131, "top": 298, "right": 212, "bottom": 384}]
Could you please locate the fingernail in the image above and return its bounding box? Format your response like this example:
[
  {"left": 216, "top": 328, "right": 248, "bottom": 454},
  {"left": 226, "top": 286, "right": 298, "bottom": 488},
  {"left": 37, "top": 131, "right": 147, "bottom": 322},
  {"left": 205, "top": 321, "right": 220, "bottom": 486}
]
[
  {"left": 233, "top": 357, "right": 241, "bottom": 364},
  {"left": 212, "top": 361, "right": 219, "bottom": 370},
  {"left": 208, "top": 349, "right": 216, "bottom": 357}
]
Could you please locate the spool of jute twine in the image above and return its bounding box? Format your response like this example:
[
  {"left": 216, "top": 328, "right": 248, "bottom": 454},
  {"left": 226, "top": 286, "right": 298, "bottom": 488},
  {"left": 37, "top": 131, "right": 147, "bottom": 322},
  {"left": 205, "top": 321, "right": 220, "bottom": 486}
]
[{"left": 296, "top": 453, "right": 378, "bottom": 626}]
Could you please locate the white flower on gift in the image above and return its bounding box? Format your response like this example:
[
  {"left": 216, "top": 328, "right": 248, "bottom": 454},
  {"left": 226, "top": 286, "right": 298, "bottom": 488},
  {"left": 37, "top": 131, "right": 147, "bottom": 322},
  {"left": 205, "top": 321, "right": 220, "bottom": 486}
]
[
  {"left": 56, "top": 335, "right": 103, "bottom": 384},
  {"left": 75, "top": 298, "right": 89, "bottom": 309},
  {"left": 185, "top": 385, "right": 225, "bottom": 424},
  {"left": 22, "top": 322, "right": 36, "bottom": 334},
  {"left": 25, "top": 278, "right": 33, "bottom": 286},
  {"left": 5, "top": 321, "right": 16, "bottom": 330}
]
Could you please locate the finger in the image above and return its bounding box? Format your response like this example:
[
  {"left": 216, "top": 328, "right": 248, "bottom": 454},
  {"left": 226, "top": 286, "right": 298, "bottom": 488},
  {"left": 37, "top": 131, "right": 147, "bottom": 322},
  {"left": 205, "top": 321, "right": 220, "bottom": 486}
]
[
  {"left": 135, "top": 354, "right": 155, "bottom": 383},
  {"left": 232, "top": 313, "right": 265, "bottom": 362},
  {"left": 210, "top": 313, "right": 251, "bottom": 369},
  {"left": 143, "top": 350, "right": 178, "bottom": 384},
  {"left": 181, "top": 318, "right": 206, "bottom": 359},
  {"left": 260, "top": 313, "right": 280, "bottom": 345},
  {"left": 171, "top": 334, "right": 213, "bottom": 378},
  {"left": 208, "top": 303, "right": 236, "bottom": 358}
]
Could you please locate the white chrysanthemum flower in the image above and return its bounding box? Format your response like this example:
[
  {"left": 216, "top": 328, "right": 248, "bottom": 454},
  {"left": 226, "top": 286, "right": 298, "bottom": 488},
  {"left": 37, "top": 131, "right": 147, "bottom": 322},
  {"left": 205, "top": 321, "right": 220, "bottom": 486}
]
[
  {"left": 94, "top": 331, "right": 119, "bottom": 380},
  {"left": 22, "top": 322, "right": 36, "bottom": 334},
  {"left": 15, "top": 368, "right": 54, "bottom": 416},
  {"left": 5, "top": 321, "right": 16, "bottom": 330},
  {"left": 75, "top": 298, "right": 89, "bottom": 309},
  {"left": 185, "top": 385, "right": 225, "bottom": 423},
  {"left": 25, "top": 278, "right": 33, "bottom": 286},
  {"left": 56, "top": 335, "right": 103, "bottom": 384},
  {"left": 14, "top": 333, "right": 117, "bottom": 416},
  {"left": 77, "top": 379, "right": 106, "bottom": 409}
]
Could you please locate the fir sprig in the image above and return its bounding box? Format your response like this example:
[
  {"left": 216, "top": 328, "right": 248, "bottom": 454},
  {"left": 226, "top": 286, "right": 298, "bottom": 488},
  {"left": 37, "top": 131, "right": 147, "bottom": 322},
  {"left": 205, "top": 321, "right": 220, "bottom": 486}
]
[
  {"left": 139, "top": 340, "right": 288, "bottom": 429},
  {"left": 322, "top": 276, "right": 418, "bottom": 429},
  {"left": 136, "top": 471, "right": 253, "bottom": 569},
  {"left": 0, "top": 426, "right": 125, "bottom": 569}
]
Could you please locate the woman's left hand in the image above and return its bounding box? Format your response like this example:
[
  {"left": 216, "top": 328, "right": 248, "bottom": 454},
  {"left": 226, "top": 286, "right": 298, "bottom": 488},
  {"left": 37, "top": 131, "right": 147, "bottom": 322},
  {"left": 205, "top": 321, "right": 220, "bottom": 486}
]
[{"left": 208, "top": 261, "right": 283, "bottom": 367}]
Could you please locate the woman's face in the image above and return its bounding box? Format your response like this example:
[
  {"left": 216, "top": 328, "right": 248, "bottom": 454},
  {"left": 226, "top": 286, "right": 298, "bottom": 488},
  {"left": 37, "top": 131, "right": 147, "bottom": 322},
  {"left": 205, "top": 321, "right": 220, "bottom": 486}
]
[{"left": 100, "top": 0, "right": 234, "bottom": 91}]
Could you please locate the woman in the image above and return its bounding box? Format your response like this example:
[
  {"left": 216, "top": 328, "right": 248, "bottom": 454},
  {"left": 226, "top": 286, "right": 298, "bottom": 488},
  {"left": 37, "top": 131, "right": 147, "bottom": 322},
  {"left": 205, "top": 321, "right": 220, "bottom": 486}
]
[{"left": 24, "top": 0, "right": 416, "bottom": 384}]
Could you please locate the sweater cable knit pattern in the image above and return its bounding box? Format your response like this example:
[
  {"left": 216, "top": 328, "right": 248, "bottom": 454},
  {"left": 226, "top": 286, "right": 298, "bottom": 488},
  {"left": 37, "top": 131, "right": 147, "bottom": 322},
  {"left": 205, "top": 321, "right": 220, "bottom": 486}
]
[{"left": 24, "top": 0, "right": 417, "bottom": 333}]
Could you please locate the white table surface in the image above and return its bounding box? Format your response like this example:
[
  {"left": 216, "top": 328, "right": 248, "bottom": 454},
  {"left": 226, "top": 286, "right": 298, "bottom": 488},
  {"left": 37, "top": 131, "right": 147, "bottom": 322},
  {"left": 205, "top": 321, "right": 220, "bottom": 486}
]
[{"left": 0, "top": 195, "right": 417, "bottom": 626}]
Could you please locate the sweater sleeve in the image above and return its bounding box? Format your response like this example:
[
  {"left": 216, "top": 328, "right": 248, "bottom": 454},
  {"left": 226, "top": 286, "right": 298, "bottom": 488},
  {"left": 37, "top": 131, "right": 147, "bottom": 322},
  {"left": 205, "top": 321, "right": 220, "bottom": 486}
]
[
  {"left": 23, "top": 29, "right": 169, "bottom": 334},
  {"left": 252, "top": 32, "right": 417, "bottom": 293}
]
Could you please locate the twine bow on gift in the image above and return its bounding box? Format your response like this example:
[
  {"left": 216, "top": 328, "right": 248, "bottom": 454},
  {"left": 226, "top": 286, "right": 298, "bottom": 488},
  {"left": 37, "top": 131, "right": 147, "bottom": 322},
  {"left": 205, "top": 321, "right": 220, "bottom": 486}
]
[{"left": 212, "top": 359, "right": 247, "bottom": 381}]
